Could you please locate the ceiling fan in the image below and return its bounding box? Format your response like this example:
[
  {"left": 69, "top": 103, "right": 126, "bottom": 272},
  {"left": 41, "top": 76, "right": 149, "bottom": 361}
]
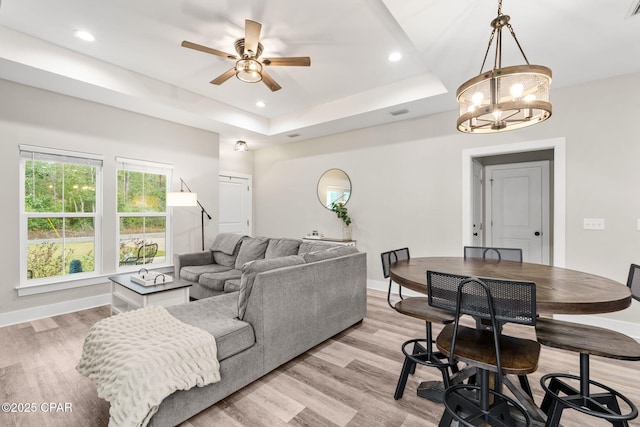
[{"left": 181, "top": 19, "right": 311, "bottom": 92}]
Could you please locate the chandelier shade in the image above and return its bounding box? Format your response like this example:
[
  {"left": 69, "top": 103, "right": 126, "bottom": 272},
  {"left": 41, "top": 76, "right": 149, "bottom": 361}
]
[{"left": 456, "top": 1, "right": 552, "bottom": 134}]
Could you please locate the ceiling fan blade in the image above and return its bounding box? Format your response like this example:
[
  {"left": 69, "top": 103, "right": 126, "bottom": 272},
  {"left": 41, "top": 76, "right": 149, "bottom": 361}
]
[
  {"left": 182, "top": 40, "right": 237, "bottom": 60},
  {"left": 210, "top": 68, "right": 236, "bottom": 85},
  {"left": 244, "top": 20, "right": 262, "bottom": 56},
  {"left": 262, "top": 57, "right": 311, "bottom": 67},
  {"left": 260, "top": 70, "right": 282, "bottom": 92}
]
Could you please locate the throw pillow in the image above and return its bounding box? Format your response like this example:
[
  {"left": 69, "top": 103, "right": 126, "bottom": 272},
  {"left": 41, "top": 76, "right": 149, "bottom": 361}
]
[
  {"left": 265, "top": 238, "right": 301, "bottom": 259},
  {"left": 234, "top": 237, "right": 270, "bottom": 269}
]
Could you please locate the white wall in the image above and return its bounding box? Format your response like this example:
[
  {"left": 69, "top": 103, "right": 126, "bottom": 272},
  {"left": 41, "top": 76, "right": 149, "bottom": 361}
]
[
  {"left": 219, "top": 142, "right": 254, "bottom": 176},
  {"left": 0, "top": 79, "right": 219, "bottom": 320},
  {"left": 253, "top": 71, "right": 640, "bottom": 331}
]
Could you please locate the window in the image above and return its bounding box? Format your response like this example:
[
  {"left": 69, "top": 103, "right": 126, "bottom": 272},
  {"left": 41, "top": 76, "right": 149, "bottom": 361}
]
[
  {"left": 116, "top": 158, "right": 171, "bottom": 269},
  {"left": 20, "top": 146, "right": 103, "bottom": 284}
]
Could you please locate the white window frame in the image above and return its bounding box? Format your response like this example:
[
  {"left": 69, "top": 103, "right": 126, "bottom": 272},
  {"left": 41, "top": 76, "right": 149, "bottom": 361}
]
[
  {"left": 19, "top": 145, "right": 103, "bottom": 288},
  {"left": 115, "top": 157, "right": 173, "bottom": 272}
]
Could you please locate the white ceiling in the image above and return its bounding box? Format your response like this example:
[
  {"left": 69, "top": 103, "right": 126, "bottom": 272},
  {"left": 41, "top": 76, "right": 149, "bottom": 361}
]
[{"left": 1, "top": 0, "right": 639, "bottom": 149}]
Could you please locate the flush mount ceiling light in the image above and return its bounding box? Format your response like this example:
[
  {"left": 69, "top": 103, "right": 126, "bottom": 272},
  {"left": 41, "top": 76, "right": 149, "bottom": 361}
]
[
  {"left": 456, "top": 0, "right": 552, "bottom": 134},
  {"left": 234, "top": 140, "right": 249, "bottom": 152}
]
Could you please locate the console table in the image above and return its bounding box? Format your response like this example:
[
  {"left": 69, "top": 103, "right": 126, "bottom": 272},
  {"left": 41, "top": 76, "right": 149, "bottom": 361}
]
[{"left": 108, "top": 274, "right": 192, "bottom": 315}]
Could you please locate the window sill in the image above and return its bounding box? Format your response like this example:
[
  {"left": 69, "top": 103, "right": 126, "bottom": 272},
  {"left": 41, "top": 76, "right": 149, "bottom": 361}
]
[{"left": 17, "top": 265, "right": 174, "bottom": 296}]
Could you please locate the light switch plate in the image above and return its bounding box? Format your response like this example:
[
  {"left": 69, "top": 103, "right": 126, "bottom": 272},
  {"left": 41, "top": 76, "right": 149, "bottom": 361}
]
[{"left": 583, "top": 218, "right": 605, "bottom": 230}]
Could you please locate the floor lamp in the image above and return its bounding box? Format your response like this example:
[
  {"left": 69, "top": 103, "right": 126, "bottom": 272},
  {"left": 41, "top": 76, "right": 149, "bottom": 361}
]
[{"left": 167, "top": 178, "right": 213, "bottom": 251}]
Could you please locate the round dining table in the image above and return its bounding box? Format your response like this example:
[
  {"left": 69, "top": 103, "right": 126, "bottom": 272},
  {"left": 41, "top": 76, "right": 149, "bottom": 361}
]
[{"left": 389, "top": 257, "right": 632, "bottom": 315}]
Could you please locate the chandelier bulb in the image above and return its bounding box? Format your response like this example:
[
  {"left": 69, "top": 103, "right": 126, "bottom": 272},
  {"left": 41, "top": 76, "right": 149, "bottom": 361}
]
[{"left": 509, "top": 83, "right": 524, "bottom": 99}]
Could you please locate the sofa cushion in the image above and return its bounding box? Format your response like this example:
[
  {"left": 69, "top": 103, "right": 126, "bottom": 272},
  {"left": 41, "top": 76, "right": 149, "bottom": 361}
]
[
  {"left": 234, "top": 237, "right": 270, "bottom": 269},
  {"left": 238, "top": 255, "right": 306, "bottom": 319},
  {"left": 265, "top": 238, "right": 301, "bottom": 259},
  {"left": 180, "top": 263, "right": 233, "bottom": 282},
  {"left": 166, "top": 292, "right": 255, "bottom": 361},
  {"left": 302, "top": 245, "right": 359, "bottom": 263},
  {"left": 199, "top": 269, "right": 242, "bottom": 291},
  {"left": 298, "top": 241, "right": 336, "bottom": 254},
  {"left": 224, "top": 279, "right": 241, "bottom": 293}
]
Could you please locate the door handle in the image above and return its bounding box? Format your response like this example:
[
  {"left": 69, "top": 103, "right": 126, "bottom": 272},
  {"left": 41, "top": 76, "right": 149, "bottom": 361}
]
[
  {"left": 473, "top": 233, "right": 478, "bottom": 236},
  {"left": 534, "top": 231, "right": 541, "bottom": 236}
]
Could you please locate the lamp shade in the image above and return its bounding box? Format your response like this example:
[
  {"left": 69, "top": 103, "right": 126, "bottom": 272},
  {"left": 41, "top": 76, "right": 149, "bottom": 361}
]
[{"left": 166, "top": 191, "right": 198, "bottom": 207}]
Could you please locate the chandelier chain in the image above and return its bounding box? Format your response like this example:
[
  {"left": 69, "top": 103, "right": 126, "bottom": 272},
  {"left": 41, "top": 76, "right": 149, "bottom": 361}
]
[
  {"left": 505, "top": 23, "right": 530, "bottom": 65},
  {"left": 479, "top": 28, "right": 497, "bottom": 74}
]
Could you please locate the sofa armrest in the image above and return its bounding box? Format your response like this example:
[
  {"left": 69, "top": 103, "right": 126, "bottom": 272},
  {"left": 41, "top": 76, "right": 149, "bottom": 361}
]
[{"left": 173, "top": 251, "right": 214, "bottom": 277}]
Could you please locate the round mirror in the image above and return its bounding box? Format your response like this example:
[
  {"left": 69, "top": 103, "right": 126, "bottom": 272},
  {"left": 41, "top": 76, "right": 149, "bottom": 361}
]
[{"left": 317, "top": 168, "right": 351, "bottom": 209}]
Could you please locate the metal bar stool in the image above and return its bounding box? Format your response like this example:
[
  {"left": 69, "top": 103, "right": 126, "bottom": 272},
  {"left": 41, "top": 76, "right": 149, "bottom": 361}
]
[
  {"left": 428, "top": 271, "right": 540, "bottom": 427},
  {"left": 381, "top": 248, "right": 458, "bottom": 402},
  {"left": 536, "top": 317, "right": 640, "bottom": 427}
]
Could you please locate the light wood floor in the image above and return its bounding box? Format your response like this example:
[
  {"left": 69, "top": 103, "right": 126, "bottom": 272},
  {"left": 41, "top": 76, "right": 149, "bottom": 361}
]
[{"left": 0, "top": 290, "right": 638, "bottom": 427}]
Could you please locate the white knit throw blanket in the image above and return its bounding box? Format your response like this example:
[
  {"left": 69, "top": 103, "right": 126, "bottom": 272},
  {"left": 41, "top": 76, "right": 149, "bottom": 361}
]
[{"left": 77, "top": 305, "right": 220, "bottom": 427}]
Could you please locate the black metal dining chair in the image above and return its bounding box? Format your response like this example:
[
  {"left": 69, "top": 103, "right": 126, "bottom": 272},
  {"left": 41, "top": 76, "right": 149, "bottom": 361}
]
[
  {"left": 381, "top": 248, "right": 409, "bottom": 309},
  {"left": 428, "top": 270, "right": 540, "bottom": 427},
  {"left": 464, "top": 246, "right": 523, "bottom": 262},
  {"left": 626, "top": 263, "right": 640, "bottom": 301},
  {"left": 380, "top": 248, "right": 458, "bottom": 402}
]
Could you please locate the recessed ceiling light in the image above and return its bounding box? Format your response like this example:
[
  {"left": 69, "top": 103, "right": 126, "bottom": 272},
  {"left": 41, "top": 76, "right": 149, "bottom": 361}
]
[
  {"left": 256, "top": 101, "right": 266, "bottom": 107},
  {"left": 74, "top": 30, "right": 95, "bottom": 42},
  {"left": 388, "top": 52, "right": 402, "bottom": 62}
]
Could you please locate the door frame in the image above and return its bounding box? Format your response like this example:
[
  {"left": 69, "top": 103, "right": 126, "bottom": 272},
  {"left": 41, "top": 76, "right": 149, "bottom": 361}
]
[{"left": 462, "top": 138, "right": 566, "bottom": 267}]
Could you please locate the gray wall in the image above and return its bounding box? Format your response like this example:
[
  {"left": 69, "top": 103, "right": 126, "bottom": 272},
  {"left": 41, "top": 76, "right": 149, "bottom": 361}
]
[
  {"left": 0, "top": 79, "right": 219, "bottom": 318},
  {"left": 253, "top": 71, "right": 640, "bottom": 329}
]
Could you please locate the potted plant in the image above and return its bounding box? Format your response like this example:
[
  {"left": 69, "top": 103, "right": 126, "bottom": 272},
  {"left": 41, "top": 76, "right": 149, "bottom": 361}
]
[{"left": 330, "top": 201, "right": 353, "bottom": 240}]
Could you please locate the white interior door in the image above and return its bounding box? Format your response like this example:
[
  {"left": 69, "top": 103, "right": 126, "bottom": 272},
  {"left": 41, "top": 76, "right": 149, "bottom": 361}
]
[
  {"left": 486, "top": 161, "right": 549, "bottom": 264},
  {"left": 219, "top": 174, "right": 252, "bottom": 236}
]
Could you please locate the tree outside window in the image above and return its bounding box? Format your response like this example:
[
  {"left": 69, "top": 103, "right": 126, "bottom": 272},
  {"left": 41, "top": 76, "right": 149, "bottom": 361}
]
[{"left": 21, "top": 148, "right": 102, "bottom": 282}]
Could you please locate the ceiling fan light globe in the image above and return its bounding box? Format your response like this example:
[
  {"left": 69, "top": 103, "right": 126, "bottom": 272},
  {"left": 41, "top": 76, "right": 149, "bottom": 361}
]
[{"left": 235, "top": 59, "right": 263, "bottom": 83}]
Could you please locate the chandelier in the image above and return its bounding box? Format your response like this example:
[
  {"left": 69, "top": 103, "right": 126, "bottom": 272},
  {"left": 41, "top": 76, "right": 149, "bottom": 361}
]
[{"left": 456, "top": 0, "right": 552, "bottom": 133}]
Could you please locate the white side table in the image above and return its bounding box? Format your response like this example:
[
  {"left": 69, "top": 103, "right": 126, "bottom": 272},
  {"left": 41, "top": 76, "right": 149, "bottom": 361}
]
[{"left": 108, "top": 274, "right": 192, "bottom": 315}]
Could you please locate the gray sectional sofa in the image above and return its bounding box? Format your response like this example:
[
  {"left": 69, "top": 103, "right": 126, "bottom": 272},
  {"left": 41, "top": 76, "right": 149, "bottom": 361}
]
[{"left": 147, "top": 234, "right": 367, "bottom": 426}]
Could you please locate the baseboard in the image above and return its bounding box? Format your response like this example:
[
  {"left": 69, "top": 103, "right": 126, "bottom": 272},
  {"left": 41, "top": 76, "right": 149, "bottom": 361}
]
[
  {"left": 0, "top": 293, "right": 111, "bottom": 328},
  {"left": 367, "top": 279, "right": 422, "bottom": 297}
]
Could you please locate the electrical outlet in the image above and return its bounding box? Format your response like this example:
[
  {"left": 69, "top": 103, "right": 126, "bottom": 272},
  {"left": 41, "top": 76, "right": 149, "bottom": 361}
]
[{"left": 583, "top": 218, "right": 605, "bottom": 230}]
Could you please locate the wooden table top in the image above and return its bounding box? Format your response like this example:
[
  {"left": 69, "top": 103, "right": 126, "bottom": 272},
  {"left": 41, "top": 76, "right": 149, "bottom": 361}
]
[{"left": 389, "top": 257, "right": 632, "bottom": 316}]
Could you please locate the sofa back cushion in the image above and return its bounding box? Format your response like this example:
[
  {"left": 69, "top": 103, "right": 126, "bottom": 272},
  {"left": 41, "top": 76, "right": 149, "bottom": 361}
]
[
  {"left": 302, "top": 245, "right": 359, "bottom": 263},
  {"left": 298, "top": 241, "right": 337, "bottom": 255},
  {"left": 237, "top": 255, "right": 306, "bottom": 319},
  {"left": 234, "top": 237, "right": 270, "bottom": 269},
  {"left": 211, "top": 234, "right": 246, "bottom": 267},
  {"left": 265, "top": 238, "right": 301, "bottom": 259}
]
